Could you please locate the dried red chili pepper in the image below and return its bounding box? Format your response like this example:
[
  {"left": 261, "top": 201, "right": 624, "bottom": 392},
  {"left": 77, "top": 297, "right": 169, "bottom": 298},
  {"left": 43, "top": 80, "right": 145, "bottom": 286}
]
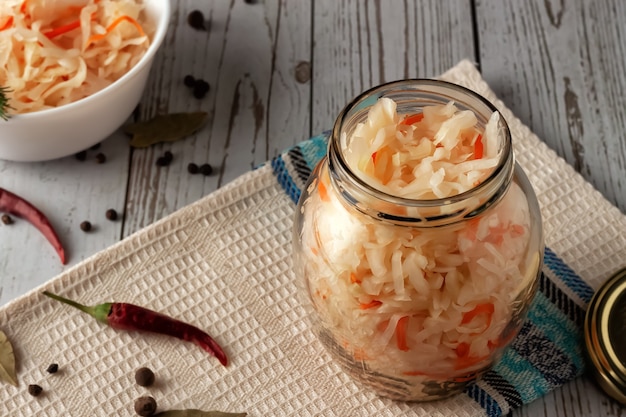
[
  {"left": 42, "top": 291, "right": 228, "bottom": 366},
  {"left": 0, "top": 187, "right": 66, "bottom": 264}
]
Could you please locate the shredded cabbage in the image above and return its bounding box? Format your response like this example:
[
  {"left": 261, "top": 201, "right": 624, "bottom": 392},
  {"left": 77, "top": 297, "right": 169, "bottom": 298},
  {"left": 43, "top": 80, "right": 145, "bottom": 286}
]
[
  {"left": 0, "top": 0, "right": 152, "bottom": 114},
  {"left": 343, "top": 98, "right": 502, "bottom": 199},
  {"left": 300, "top": 99, "right": 539, "bottom": 386}
]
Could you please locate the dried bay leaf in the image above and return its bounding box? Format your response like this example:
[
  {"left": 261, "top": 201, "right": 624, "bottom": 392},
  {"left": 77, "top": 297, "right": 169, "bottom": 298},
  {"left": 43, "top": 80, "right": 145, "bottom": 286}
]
[
  {"left": 0, "top": 330, "right": 18, "bottom": 387},
  {"left": 154, "top": 411, "right": 246, "bottom": 417},
  {"left": 125, "top": 112, "right": 208, "bottom": 148}
]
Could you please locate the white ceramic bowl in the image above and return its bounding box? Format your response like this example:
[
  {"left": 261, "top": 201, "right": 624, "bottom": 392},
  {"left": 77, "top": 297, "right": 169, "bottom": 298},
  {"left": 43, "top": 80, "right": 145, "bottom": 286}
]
[{"left": 0, "top": 0, "right": 171, "bottom": 162}]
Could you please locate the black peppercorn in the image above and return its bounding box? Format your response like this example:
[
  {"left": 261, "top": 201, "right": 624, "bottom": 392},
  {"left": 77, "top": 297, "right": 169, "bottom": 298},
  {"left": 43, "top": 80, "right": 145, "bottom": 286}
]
[
  {"left": 75, "top": 150, "right": 87, "bottom": 161},
  {"left": 199, "top": 163, "right": 213, "bottom": 176},
  {"left": 192, "top": 80, "right": 210, "bottom": 99},
  {"left": 187, "top": 10, "right": 206, "bottom": 31},
  {"left": 134, "top": 396, "right": 157, "bottom": 416},
  {"left": 134, "top": 367, "right": 155, "bottom": 387},
  {"left": 183, "top": 75, "right": 196, "bottom": 88},
  {"left": 28, "top": 384, "right": 43, "bottom": 397},
  {"left": 95, "top": 153, "right": 106, "bottom": 164},
  {"left": 192, "top": 86, "right": 205, "bottom": 99},
  {"left": 46, "top": 363, "right": 59, "bottom": 374},
  {"left": 1, "top": 214, "right": 13, "bottom": 225},
  {"left": 156, "top": 156, "right": 172, "bottom": 167},
  {"left": 80, "top": 221, "right": 92, "bottom": 232},
  {"left": 187, "top": 162, "right": 199, "bottom": 174},
  {"left": 156, "top": 151, "right": 174, "bottom": 167},
  {"left": 182, "top": 75, "right": 210, "bottom": 99},
  {"left": 105, "top": 209, "right": 118, "bottom": 221}
]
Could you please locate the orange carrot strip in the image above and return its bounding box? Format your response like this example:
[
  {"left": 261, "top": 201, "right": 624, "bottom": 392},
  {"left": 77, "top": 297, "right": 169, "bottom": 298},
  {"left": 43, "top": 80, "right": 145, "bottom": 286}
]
[
  {"left": 485, "top": 225, "right": 507, "bottom": 245},
  {"left": 350, "top": 272, "right": 361, "bottom": 284},
  {"left": 44, "top": 19, "right": 83, "bottom": 39},
  {"left": 87, "top": 15, "right": 145, "bottom": 45},
  {"left": 455, "top": 352, "right": 490, "bottom": 371},
  {"left": 20, "top": 0, "right": 28, "bottom": 14},
  {"left": 461, "top": 303, "right": 494, "bottom": 326},
  {"left": 511, "top": 224, "right": 525, "bottom": 236},
  {"left": 352, "top": 347, "right": 369, "bottom": 361},
  {"left": 0, "top": 16, "right": 13, "bottom": 31},
  {"left": 45, "top": 13, "right": 97, "bottom": 40},
  {"left": 359, "top": 300, "right": 382, "bottom": 310},
  {"left": 318, "top": 179, "right": 330, "bottom": 202},
  {"left": 372, "top": 146, "right": 393, "bottom": 184},
  {"left": 403, "top": 370, "right": 428, "bottom": 376},
  {"left": 474, "top": 134, "right": 484, "bottom": 159},
  {"left": 465, "top": 217, "right": 481, "bottom": 241},
  {"left": 342, "top": 340, "right": 370, "bottom": 361},
  {"left": 396, "top": 316, "right": 410, "bottom": 351},
  {"left": 400, "top": 112, "right": 424, "bottom": 125},
  {"left": 455, "top": 342, "right": 470, "bottom": 358}
]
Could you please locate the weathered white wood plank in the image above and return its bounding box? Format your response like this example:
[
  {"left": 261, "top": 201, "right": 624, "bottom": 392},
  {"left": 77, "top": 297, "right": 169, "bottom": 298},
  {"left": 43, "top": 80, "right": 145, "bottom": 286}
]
[
  {"left": 516, "top": 375, "right": 622, "bottom": 417},
  {"left": 477, "top": 0, "right": 626, "bottom": 214},
  {"left": 311, "top": 0, "right": 476, "bottom": 134},
  {"left": 477, "top": 0, "right": 626, "bottom": 415},
  {"left": 0, "top": 131, "right": 130, "bottom": 306},
  {"left": 123, "top": 0, "right": 312, "bottom": 236}
]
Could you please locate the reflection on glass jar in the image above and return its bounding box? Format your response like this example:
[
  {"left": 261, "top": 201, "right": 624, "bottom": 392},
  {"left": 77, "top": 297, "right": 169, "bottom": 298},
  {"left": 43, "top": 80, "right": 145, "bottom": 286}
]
[{"left": 292, "top": 80, "right": 544, "bottom": 401}]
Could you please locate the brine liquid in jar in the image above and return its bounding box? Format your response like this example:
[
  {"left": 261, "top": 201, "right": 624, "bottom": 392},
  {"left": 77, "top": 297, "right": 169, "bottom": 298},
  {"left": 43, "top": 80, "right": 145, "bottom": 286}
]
[{"left": 292, "top": 80, "right": 544, "bottom": 401}]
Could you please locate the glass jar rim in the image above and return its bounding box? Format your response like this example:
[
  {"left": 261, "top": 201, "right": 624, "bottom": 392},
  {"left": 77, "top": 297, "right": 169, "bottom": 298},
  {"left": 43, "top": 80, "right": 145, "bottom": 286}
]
[{"left": 329, "top": 78, "right": 513, "bottom": 211}]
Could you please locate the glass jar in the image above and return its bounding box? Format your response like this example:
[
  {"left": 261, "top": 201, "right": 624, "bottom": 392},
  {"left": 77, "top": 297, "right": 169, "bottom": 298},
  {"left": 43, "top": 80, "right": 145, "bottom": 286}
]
[{"left": 292, "top": 80, "right": 544, "bottom": 401}]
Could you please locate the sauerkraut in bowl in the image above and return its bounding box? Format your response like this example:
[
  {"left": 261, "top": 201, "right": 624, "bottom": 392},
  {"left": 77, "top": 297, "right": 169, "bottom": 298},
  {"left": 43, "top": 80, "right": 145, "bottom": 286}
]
[
  {"left": 0, "top": 0, "right": 170, "bottom": 161},
  {"left": 293, "top": 80, "right": 543, "bottom": 401}
]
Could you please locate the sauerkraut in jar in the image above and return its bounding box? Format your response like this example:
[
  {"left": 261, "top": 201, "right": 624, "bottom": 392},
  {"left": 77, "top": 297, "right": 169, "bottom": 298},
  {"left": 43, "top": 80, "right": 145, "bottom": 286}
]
[{"left": 292, "top": 80, "right": 543, "bottom": 401}]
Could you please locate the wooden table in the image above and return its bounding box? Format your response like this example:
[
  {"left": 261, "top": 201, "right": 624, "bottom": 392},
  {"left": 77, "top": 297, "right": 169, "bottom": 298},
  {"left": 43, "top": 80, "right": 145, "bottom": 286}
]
[{"left": 1, "top": 1, "right": 624, "bottom": 415}]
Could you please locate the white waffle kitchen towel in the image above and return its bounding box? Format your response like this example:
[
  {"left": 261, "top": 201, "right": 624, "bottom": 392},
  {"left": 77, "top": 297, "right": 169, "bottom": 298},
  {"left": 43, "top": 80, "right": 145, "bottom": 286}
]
[{"left": 0, "top": 60, "right": 624, "bottom": 417}]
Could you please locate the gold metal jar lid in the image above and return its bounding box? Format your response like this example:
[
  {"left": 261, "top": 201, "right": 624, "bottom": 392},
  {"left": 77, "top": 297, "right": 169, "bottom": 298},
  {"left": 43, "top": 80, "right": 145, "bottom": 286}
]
[{"left": 584, "top": 267, "right": 626, "bottom": 404}]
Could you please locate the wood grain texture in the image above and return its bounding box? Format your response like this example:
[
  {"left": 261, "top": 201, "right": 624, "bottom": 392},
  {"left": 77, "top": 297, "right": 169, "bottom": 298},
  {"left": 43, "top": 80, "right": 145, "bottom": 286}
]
[
  {"left": 0, "top": 131, "right": 130, "bottom": 305},
  {"left": 476, "top": 0, "right": 626, "bottom": 214},
  {"left": 123, "top": 0, "right": 311, "bottom": 236},
  {"left": 311, "top": 0, "right": 476, "bottom": 134},
  {"left": 477, "top": 0, "right": 626, "bottom": 414}
]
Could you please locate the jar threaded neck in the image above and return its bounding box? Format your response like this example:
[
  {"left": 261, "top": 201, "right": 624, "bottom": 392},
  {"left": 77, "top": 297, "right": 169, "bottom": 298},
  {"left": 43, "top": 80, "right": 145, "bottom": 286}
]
[{"left": 327, "top": 79, "right": 514, "bottom": 227}]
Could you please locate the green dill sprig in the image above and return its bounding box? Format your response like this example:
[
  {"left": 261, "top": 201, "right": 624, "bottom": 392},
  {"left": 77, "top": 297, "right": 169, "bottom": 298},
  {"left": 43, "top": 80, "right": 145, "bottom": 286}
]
[{"left": 0, "top": 86, "right": 13, "bottom": 121}]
